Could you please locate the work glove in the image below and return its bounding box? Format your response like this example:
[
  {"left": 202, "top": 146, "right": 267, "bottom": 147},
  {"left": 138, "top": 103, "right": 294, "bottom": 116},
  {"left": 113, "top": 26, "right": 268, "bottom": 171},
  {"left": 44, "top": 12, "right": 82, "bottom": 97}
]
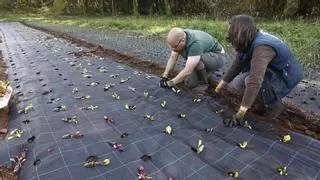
[
  {"left": 159, "top": 77, "right": 170, "bottom": 89},
  {"left": 224, "top": 108, "right": 246, "bottom": 127}
]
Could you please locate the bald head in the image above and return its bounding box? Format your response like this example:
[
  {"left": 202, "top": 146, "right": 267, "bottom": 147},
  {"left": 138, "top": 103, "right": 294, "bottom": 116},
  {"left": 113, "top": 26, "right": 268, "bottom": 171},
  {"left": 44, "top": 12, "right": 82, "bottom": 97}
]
[
  {"left": 167, "top": 28, "right": 186, "bottom": 52},
  {"left": 167, "top": 27, "right": 185, "bottom": 42}
]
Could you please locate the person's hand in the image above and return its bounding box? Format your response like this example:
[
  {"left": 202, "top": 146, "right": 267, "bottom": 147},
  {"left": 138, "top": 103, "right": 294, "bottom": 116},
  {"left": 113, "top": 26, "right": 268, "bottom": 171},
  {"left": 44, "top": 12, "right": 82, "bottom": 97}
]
[
  {"left": 224, "top": 107, "right": 247, "bottom": 127},
  {"left": 214, "top": 80, "right": 227, "bottom": 93},
  {"left": 159, "top": 77, "right": 170, "bottom": 89}
]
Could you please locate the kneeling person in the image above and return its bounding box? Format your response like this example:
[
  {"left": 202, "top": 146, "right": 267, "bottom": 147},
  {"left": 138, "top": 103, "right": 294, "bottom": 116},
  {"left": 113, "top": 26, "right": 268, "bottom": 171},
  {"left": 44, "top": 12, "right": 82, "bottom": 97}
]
[{"left": 160, "top": 28, "right": 228, "bottom": 89}]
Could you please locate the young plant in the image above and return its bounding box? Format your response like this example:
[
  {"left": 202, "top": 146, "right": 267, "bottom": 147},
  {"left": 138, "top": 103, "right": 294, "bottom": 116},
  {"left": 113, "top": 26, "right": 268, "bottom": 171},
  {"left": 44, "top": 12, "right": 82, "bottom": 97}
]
[
  {"left": 160, "top": 100, "right": 167, "bottom": 108},
  {"left": 112, "top": 93, "right": 120, "bottom": 100}
]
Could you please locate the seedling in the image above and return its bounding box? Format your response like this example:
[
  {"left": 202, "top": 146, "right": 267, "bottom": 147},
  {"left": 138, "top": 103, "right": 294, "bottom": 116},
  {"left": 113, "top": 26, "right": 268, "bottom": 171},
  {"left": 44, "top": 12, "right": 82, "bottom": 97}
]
[
  {"left": 84, "top": 156, "right": 110, "bottom": 168},
  {"left": 109, "top": 74, "right": 120, "bottom": 78},
  {"left": 164, "top": 125, "right": 172, "bottom": 135},
  {"left": 87, "top": 82, "right": 100, "bottom": 87},
  {"left": 10, "top": 144, "right": 27, "bottom": 174},
  {"left": 83, "top": 74, "right": 92, "bottom": 78},
  {"left": 215, "top": 109, "right": 224, "bottom": 114},
  {"left": 125, "top": 104, "right": 136, "bottom": 110},
  {"left": 277, "top": 166, "right": 288, "bottom": 176},
  {"left": 19, "top": 104, "right": 33, "bottom": 114},
  {"left": 144, "top": 114, "right": 155, "bottom": 121},
  {"left": 81, "top": 105, "right": 98, "bottom": 110},
  {"left": 62, "top": 131, "right": 84, "bottom": 139},
  {"left": 178, "top": 113, "right": 186, "bottom": 119},
  {"left": 204, "top": 128, "right": 214, "bottom": 132},
  {"left": 104, "top": 116, "right": 114, "bottom": 124},
  {"left": 197, "top": 139, "right": 204, "bottom": 154},
  {"left": 72, "top": 87, "right": 79, "bottom": 93},
  {"left": 227, "top": 171, "right": 240, "bottom": 178},
  {"left": 280, "top": 135, "right": 291, "bottom": 143},
  {"left": 120, "top": 132, "right": 129, "bottom": 138},
  {"left": 112, "top": 93, "right": 120, "bottom": 100},
  {"left": 104, "top": 84, "right": 115, "bottom": 91},
  {"left": 145, "top": 75, "right": 154, "bottom": 80},
  {"left": 120, "top": 77, "right": 131, "bottom": 83},
  {"left": 128, "top": 86, "right": 136, "bottom": 91},
  {"left": 47, "top": 98, "right": 61, "bottom": 104},
  {"left": 143, "top": 91, "right": 149, "bottom": 98},
  {"left": 75, "top": 95, "right": 91, "bottom": 100},
  {"left": 98, "top": 67, "right": 108, "bottom": 73},
  {"left": 8, "top": 129, "right": 24, "bottom": 140},
  {"left": 53, "top": 105, "right": 67, "bottom": 112},
  {"left": 137, "top": 166, "right": 152, "bottom": 180},
  {"left": 244, "top": 121, "right": 252, "bottom": 130},
  {"left": 108, "top": 142, "right": 124, "bottom": 152},
  {"left": 192, "top": 98, "right": 201, "bottom": 103},
  {"left": 62, "top": 116, "right": 79, "bottom": 124},
  {"left": 239, "top": 141, "right": 248, "bottom": 149},
  {"left": 160, "top": 101, "right": 167, "bottom": 108},
  {"left": 171, "top": 87, "right": 180, "bottom": 94}
]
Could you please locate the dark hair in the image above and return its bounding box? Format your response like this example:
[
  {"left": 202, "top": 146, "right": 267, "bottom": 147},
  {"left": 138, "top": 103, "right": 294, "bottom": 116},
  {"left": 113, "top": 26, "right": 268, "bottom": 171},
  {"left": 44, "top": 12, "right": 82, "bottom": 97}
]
[{"left": 227, "top": 15, "right": 258, "bottom": 52}]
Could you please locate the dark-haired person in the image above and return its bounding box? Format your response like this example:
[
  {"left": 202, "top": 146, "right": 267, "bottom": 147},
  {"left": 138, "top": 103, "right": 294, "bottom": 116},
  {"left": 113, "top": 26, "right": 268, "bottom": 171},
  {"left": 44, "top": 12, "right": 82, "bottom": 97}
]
[
  {"left": 215, "top": 15, "right": 303, "bottom": 127},
  {"left": 159, "top": 28, "right": 228, "bottom": 90}
]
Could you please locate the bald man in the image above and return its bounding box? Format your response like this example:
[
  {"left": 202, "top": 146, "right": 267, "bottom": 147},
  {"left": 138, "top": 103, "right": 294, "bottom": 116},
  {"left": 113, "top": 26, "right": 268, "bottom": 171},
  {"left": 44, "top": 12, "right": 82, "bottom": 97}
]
[{"left": 159, "top": 28, "right": 228, "bottom": 89}]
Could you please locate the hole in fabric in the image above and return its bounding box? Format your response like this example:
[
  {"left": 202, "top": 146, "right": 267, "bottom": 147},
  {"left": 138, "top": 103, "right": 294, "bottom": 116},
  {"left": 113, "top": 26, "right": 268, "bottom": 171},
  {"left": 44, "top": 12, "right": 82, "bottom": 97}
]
[
  {"left": 36, "top": 72, "right": 40, "bottom": 75},
  {"left": 55, "top": 68, "right": 59, "bottom": 71},
  {"left": 22, "top": 119, "right": 31, "bottom": 124},
  {"left": 16, "top": 85, "right": 20, "bottom": 89},
  {"left": 39, "top": 79, "right": 44, "bottom": 82},
  {"left": 64, "top": 78, "right": 67, "bottom": 81},
  {"left": 28, "top": 136, "right": 35, "bottom": 143},
  {"left": 33, "top": 159, "right": 41, "bottom": 166},
  {"left": 14, "top": 79, "right": 18, "bottom": 81},
  {"left": 58, "top": 74, "right": 62, "bottom": 76},
  {"left": 42, "top": 84, "right": 47, "bottom": 87}
]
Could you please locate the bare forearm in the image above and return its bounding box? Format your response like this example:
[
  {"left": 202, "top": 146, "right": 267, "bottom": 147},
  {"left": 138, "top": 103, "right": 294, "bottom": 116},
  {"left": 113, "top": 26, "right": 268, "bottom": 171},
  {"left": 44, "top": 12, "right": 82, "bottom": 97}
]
[{"left": 163, "top": 52, "right": 178, "bottom": 77}]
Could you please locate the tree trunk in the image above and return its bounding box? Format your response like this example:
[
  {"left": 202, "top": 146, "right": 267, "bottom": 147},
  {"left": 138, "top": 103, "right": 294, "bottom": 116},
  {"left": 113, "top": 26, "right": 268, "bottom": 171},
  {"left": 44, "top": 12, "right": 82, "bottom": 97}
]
[
  {"left": 133, "top": 0, "right": 138, "bottom": 16},
  {"left": 164, "top": 0, "right": 172, "bottom": 16}
]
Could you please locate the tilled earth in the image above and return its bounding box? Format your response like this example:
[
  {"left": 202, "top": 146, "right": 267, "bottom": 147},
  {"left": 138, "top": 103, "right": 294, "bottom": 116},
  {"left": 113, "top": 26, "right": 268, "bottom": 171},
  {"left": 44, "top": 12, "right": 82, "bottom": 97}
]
[{"left": 0, "top": 22, "right": 320, "bottom": 180}]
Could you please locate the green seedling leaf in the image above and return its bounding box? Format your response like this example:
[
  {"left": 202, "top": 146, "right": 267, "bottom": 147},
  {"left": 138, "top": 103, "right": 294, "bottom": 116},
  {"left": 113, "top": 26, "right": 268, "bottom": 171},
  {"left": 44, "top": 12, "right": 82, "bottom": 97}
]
[
  {"left": 197, "top": 144, "right": 204, "bottom": 154},
  {"left": 244, "top": 121, "right": 252, "bottom": 130},
  {"left": 164, "top": 125, "right": 172, "bottom": 135},
  {"left": 112, "top": 93, "right": 120, "bottom": 100},
  {"left": 215, "top": 109, "right": 224, "bottom": 114},
  {"left": 83, "top": 74, "right": 92, "bottom": 78},
  {"left": 125, "top": 104, "right": 136, "bottom": 110},
  {"left": 62, "top": 116, "right": 79, "bottom": 124},
  {"left": 72, "top": 87, "right": 79, "bottom": 93},
  {"left": 128, "top": 86, "right": 136, "bottom": 91},
  {"left": 102, "top": 159, "right": 111, "bottom": 166},
  {"left": 227, "top": 171, "right": 240, "bottom": 178},
  {"left": 171, "top": 87, "right": 180, "bottom": 94},
  {"left": 143, "top": 91, "right": 149, "bottom": 98},
  {"left": 104, "top": 84, "right": 115, "bottom": 91},
  {"left": 239, "top": 141, "right": 248, "bottom": 149},
  {"left": 8, "top": 129, "right": 24, "bottom": 140},
  {"left": 53, "top": 105, "right": 67, "bottom": 112},
  {"left": 87, "top": 82, "right": 100, "bottom": 87},
  {"left": 145, "top": 75, "right": 154, "bottom": 79},
  {"left": 19, "top": 104, "right": 33, "bottom": 114},
  {"left": 120, "top": 77, "right": 130, "bottom": 83},
  {"left": 178, "top": 113, "right": 186, "bottom": 119},
  {"left": 277, "top": 166, "right": 288, "bottom": 176},
  {"left": 109, "top": 74, "right": 120, "bottom": 78},
  {"left": 144, "top": 114, "right": 155, "bottom": 121},
  {"left": 192, "top": 98, "right": 201, "bottom": 103},
  {"left": 75, "top": 95, "right": 91, "bottom": 100},
  {"left": 280, "top": 135, "right": 291, "bottom": 143},
  {"left": 197, "top": 139, "right": 204, "bottom": 154},
  {"left": 160, "top": 101, "right": 167, "bottom": 108},
  {"left": 82, "top": 105, "right": 98, "bottom": 111}
]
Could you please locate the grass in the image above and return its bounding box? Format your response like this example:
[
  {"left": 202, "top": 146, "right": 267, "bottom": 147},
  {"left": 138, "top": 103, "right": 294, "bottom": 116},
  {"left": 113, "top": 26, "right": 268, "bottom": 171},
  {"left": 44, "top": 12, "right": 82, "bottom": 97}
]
[{"left": 0, "top": 12, "right": 319, "bottom": 71}]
